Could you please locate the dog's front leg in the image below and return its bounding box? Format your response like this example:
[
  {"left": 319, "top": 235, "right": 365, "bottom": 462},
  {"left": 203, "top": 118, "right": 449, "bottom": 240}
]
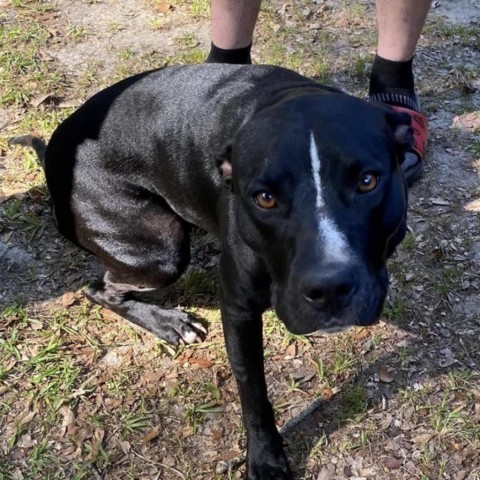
[{"left": 220, "top": 252, "right": 293, "bottom": 480}]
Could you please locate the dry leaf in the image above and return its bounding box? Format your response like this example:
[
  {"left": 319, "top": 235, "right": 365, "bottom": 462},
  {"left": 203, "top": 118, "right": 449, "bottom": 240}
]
[
  {"left": 119, "top": 440, "right": 131, "bottom": 455},
  {"left": 161, "top": 454, "right": 176, "bottom": 466},
  {"left": 29, "top": 319, "right": 44, "bottom": 330},
  {"left": 382, "top": 457, "right": 403, "bottom": 470},
  {"left": 60, "top": 406, "right": 75, "bottom": 435},
  {"left": 454, "top": 470, "right": 471, "bottom": 480},
  {"left": 453, "top": 111, "right": 480, "bottom": 132},
  {"left": 0, "top": 191, "right": 24, "bottom": 203},
  {"left": 59, "top": 445, "right": 82, "bottom": 462},
  {"left": 378, "top": 366, "right": 394, "bottom": 383},
  {"left": 354, "top": 328, "right": 369, "bottom": 340},
  {"left": 317, "top": 465, "right": 333, "bottom": 480},
  {"left": 17, "top": 411, "right": 36, "bottom": 426},
  {"left": 403, "top": 405, "right": 414, "bottom": 421},
  {"left": 412, "top": 433, "right": 433, "bottom": 444},
  {"left": 203, "top": 450, "right": 219, "bottom": 461},
  {"left": 100, "top": 308, "right": 121, "bottom": 322},
  {"left": 154, "top": 2, "right": 172, "bottom": 13},
  {"left": 430, "top": 198, "right": 450, "bottom": 206},
  {"left": 381, "top": 414, "right": 392, "bottom": 430},
  {"left": 30, "top": 93, "right": 53, "bottom": 107},
  {"left": 86, "top": 429, "right": 105, "bottom": 461},
  {"left": 16, "top": 434, "right": 36, "bottom": 449},
  {"left": 321, "top": 387, "right": 334, "bottom": 400},
  {"left": 223, "top": 450, "right": 240, "bottom": 461},
  {"left": 189, "top": 358, "right": 213, "bottom": 369},
  {"left": 61, "top": 292, "right": 76, "bottom": 307},
  {"left": 142, "top": 428, "right": 160, "bottom": 444},
  {"left": 12, "top": 469, "right": 24, "bottom": 480},
  {"left": 285, "top": 343, "right": 296, "bottom": 358},
  {"left": 439, "top": 356, "right": 456, "bottom": 368}
]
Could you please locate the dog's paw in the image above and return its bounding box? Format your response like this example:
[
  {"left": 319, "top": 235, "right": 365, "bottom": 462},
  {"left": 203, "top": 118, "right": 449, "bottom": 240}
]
[
  {"left": 85, "top": 282, "right": 207, "bottom": 345},
  {"left": 246, "top": 430, "right": 293, "bottom": 479},
  {"left": 247, "top": 451, "right": 293, "bottom": 480},
  {"left": 247, "top": 462, "right": 293, "bottom": 480},
  {"left": 154, "top": 310, "right": 207, "bottom": 345}
]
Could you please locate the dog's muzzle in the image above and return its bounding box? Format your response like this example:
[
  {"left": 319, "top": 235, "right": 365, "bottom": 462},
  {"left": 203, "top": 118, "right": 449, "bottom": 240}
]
[{"left": 274, "top": 261, "right": 387, "bottom": 335}]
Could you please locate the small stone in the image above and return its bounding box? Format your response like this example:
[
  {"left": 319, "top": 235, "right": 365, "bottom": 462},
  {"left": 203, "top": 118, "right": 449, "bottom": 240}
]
[{"left": 405, "top": 273, "right": 415, "bottom": 282}]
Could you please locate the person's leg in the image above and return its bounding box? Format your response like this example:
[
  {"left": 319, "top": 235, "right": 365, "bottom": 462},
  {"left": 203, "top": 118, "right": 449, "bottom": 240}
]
[
  {"left": 376, "top": 0, "right": 431, "bottom": 62},
  {"left": 206, "top": 0, "right": 261, "bottom": 64},
  {"left": 369, "top": 0, "right": 431, "bottom": 107},
  {"left": 369, "top": 0, "right": 431, "bottom": 185}
]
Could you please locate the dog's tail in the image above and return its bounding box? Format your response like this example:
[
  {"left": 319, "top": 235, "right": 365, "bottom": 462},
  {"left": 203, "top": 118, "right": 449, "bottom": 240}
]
[{"left": 9, "top": 135, "right": 47, "bottom": 169}]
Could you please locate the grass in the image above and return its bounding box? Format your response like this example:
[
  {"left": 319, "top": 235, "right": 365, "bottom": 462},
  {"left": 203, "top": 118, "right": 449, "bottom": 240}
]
[
  {"left": 185, "top": 401, "right": 223, "bottom": 434},
  {"left": 66, "top": 22, "right": 89, "bottom": 43},
  {"left": 189, "top": 0, "right": 210, "bottom": 19},
  {"left": 337, "top": 385, "right": 368, "bottom": 420},
  {"left": 120, "top": 408, "right": 152, "bottom": 436},
  {"left": 260, "top": 27, "right": 332, "bottom": 81},
  {"left": 398, "top": 370, "right": 480, "bottom": 450},
  {"left": 174, "top": 268, "right": 217, "bottom": 300},
  {"left": 383, "top": 296, "right": 409, "bottom": 323},
  {"left": 0, "top": 3, "right": 65, "bottom": 106},
  {"left": 1, "top": 328, "right": 81, "bottom": 410},
  {"left": 424, "top": 20, "right": 480, "bottom": 46}
]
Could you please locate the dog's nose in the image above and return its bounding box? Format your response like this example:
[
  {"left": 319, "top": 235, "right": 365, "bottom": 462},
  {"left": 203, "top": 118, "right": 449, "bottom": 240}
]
[{"left": 301, "top": 267, "right": 356, "bottom": 309}]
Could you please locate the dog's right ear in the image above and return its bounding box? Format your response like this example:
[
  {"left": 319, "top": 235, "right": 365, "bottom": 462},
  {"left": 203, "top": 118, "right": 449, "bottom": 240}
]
[
  {"left": 384, "top": 110, "right": 414, "bottom": 163},
  {"left": 215, "top": 143, "right": 233, "bottom": 182}
]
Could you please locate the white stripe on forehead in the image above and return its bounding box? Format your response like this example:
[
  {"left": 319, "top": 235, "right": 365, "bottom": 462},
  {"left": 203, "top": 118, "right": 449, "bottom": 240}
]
[
  {"left": 309, "top": 131, "right": 324, "bottom": 209},
  {"left": 309, "top": 132, "right": 352, "bottom": 263}
]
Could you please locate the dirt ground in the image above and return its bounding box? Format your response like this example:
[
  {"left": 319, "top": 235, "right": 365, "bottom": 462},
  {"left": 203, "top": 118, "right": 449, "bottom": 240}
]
[{"left": 0, "top": 0, "right": 479, "bottom": 479}]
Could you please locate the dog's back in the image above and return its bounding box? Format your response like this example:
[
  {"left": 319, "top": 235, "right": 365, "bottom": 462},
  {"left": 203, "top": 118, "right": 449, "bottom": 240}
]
[{"left": 44, "top": 64, "right": 334, "bottom": 242}]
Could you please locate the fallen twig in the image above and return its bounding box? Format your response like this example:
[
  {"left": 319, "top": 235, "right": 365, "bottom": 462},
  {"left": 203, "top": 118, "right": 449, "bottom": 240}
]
[{"left": 132, "top": 449, "right": 186, "bottom": 478}]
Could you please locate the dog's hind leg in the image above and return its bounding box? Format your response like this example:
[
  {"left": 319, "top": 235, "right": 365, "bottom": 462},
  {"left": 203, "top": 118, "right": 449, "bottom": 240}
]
[
  {"left": 78, "top": 194, "right": 207, "bottom": 345},
  {"left": 85, "top": 272, "right": 206, "bottom": 344}
]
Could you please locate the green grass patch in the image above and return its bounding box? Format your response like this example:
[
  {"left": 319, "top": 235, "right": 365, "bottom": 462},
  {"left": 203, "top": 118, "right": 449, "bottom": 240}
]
[
  {"left": 425, "top": 21, "right": 480, "bottom": 46},
  {"left": 260, "top": 32, "right": 331, "bottom": 82},
  {"left": 25, "top": 337, "right": 81, "bottom": 407},
  {"left": 185, "top": 401, "right": 223, "bottom": 434},
  {"left": 167, "top": 48, "right": 206, "bottom": 65},
  {"left": 383, "top": 296, "right": 409, "bottom": 323},
  {"left": 0, "top": 5, "right": 65, "bottom": 106},
  {"left": 470, "top": 140, "right": 480, "bottom": 157},
  {"left": 337, "top": 385, "right": 368, "bottom": 421},
  {"left": 174, "top": 268, "right": 217, "bottom": 300},
  {"left": 120, "top": 408, "right": 151, "bottom": 436},
  {"left": 188, "top": 0, "right": 210, "bottom": 18},
  {"left": 400, "top": 232, "right": 416, "bottom": 250}
]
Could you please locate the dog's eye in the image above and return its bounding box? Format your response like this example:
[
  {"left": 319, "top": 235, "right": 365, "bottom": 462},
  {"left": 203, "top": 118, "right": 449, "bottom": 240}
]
[
  {"left": 254, "top": 191, "right": 276, "bottom": 209},
  {"left": 357, "top": 172, "right": 380, "bottom": 193}
]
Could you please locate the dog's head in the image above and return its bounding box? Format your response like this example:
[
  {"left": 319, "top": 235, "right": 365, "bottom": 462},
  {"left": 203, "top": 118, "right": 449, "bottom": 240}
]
[{"left": 218, "top": 93, "right": 411, "bottom": 334}]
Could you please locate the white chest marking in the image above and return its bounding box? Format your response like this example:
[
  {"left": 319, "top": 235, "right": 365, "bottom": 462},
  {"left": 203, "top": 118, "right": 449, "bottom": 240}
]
[{"left": 309, "top": 132, "right": 352, "bottom": 263}]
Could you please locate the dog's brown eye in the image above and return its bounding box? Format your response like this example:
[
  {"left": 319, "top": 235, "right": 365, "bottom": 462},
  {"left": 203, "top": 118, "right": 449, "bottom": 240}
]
[
  {"left": 255, "top": 191, "right": 276, "bottom": 209},
  {"left": 357, "top": 173, "right": 379, "bottom": 193}
]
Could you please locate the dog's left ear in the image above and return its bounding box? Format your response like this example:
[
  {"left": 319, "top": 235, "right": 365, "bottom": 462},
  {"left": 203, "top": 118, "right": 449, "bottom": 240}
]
[
  {"left": 215, "top": 143, "right": 233, "bottom": 182},
  {"left": 385, "top": 110, "right": 414, "bottom": 161}
]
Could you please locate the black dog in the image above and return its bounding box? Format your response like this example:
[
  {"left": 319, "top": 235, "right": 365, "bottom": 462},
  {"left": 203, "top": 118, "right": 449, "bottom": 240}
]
[{"left": 14, "top": 64, "right": 412, "bottom": 479}]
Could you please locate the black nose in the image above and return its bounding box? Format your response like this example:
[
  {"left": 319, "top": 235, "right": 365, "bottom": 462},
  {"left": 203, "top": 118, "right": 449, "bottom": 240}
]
[{"left": 302, "top": 266, "right": 357, "bottom": 309}]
